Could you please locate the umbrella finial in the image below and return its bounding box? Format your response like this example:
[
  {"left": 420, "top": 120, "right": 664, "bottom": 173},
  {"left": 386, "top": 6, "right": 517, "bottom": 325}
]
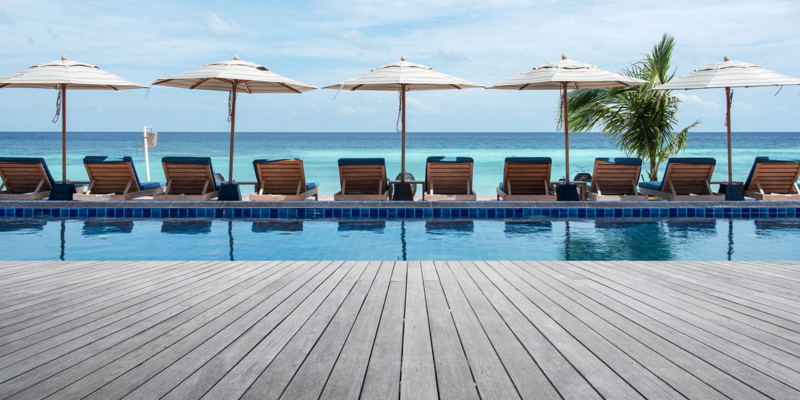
[
  {"left": 562, "top": 53, "right": 567, "bottom": 60},
  {"left": 401, "top": 55, "right": 406, "bottom": 61},
  {"left": 234, "top": 54, "right": 239, "bottom": 60},
  {"left": 61, "top": 54, "right": 67, "bottom": 61},
  {"left": 724, "top": 55, "right": 729, "bottom": 62}
]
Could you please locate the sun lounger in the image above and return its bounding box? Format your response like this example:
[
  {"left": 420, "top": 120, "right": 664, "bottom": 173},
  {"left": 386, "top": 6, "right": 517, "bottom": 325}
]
[
  {"left": 495, "top": 157, "right": 556, "bottom": 201},
  {"left": 0, "top": 157, "right": 55, "bottom": 200},
  {"left": 587, "top": 158, "right": 648, "bottom": 201},
  {"left": 73, "top": 156, "right": 165, "bottom": 201},
  {"left": 334, "top": 158, "right": 391, "bottom": 201},
  {"left": 423, "top": 156, "right": 476, "bottom": 201},
  {"left": 742, "top": 157, "right": 800, "bottom": 201},
  {"left": 637, "top": 158, "right": 724, "bottom": 201},
  {"left": 250, "top": 158, "right": 319, "bottom": 201},
  {"left": 153, "top": 157, "right": 221, "bottom": 201}
]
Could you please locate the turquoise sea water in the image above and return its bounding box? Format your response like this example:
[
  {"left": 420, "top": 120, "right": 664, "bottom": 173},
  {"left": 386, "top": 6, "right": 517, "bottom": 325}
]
[{"left": 1, "top": 131, "right": 798, "bottom": 195}]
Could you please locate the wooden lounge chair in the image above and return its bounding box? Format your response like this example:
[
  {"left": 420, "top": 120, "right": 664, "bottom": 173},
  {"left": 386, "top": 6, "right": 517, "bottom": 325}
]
[
  {"left": 73, "top": 156, "right": 165, "bottom": 201},
  {"left": 637, "top": 158, "right": 724, "bottom": 201},
  {"left": 153, "top": 157, "right": 222, "bottom": 201},
  {"left": 496, "top": 157, "right": 556, "bottom": 201},
  {"left": 0, "top": 157, "right": 55, "bottom": 200},
  {"left": 250, "top": 158, "right": 319, "bottom": 201},
  {"left": 334, "top": 158, "right": 390, "bottom": 201},
  {"left": 587, "top": 158, "right": 648, "bottom": 201},
  {"left": 742, "top": 157, "right": 800, "bottom": 201},
  {"left": 423, "top": 156, "right": 477, "bottom": 201}
]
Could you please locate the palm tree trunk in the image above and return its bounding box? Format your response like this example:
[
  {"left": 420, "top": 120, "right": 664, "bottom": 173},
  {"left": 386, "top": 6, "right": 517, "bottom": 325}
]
[{"left": 650, "top": 158, "right": 658, "bottom": 181}]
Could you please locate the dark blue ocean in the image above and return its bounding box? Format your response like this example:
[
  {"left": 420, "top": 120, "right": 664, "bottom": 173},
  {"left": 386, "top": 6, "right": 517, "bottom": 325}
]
[{"left": 1, "top": 131, "right": 797, "bottom": 195}]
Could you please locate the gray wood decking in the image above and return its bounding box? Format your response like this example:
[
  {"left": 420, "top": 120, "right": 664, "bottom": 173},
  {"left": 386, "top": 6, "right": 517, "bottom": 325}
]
[{"left": 0, "top": 260, "right": 799, "bottom": 400}]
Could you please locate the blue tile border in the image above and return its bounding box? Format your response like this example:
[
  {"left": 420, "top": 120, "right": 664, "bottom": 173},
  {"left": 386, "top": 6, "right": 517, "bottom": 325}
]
[{"left": 1, "top": 206, "right": 799, "bottom": 221}]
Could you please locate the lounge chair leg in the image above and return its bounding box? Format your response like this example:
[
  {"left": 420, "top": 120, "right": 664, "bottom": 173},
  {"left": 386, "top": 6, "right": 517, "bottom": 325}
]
[
  {"left": 122, "top": 180, "right": 132, "bottom": 196},
  {"left": 756, "top": 181, "right": 765, "bottom": 195},
  {"left": 33, "top": 179, "right": 45, "bottom": 194}
]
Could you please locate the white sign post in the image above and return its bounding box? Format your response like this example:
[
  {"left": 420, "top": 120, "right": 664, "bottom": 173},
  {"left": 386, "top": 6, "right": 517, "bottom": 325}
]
[{"left": 142, "top": 126, "right": 152, "bottom": 181}]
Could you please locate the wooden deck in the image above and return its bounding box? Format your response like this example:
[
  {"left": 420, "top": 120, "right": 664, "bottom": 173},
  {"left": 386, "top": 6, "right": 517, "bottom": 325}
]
[{"left": 0, "top": 260, "right": 799, "bottom": 400}]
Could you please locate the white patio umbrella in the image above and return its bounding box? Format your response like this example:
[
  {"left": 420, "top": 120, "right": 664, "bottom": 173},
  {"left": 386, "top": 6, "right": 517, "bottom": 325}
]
[
  {"left": 654, "top": 56, "right": 800, "bottom": 182},
  {"left": 0, "top": 55, "right": 147, "bottom": 183},
  {"left": 488, "top": 54, "right": 647, "bottom": 184},
  {"left": 152, "top": 55, "right": 315, "bottom": 183},
  {"left": 322, "top": 56, "right": 483, "bottom": 180}
]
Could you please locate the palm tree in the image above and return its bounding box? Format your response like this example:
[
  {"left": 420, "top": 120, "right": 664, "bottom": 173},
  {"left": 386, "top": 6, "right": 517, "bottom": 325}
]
[{"left": 561, "top": 34, "right": 700, "bottom": 181}]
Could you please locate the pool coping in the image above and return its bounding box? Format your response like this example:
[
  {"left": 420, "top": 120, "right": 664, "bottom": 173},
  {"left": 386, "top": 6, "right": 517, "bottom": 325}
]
[{"left": 5, "top": 200, "right": 800, "bottom": 209}]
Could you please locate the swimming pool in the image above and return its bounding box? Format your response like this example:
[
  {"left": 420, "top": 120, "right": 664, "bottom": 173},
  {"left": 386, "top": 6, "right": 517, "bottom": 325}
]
[{"left": 2, "top": 218, "right": 798, "bottom": 261}]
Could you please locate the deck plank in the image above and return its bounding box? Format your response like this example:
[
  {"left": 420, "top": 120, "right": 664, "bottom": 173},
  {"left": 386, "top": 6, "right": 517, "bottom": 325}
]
[
  {"left": 0, "top": 260, "right": 799, "bottom": 400},
  {"left": 318, "top": 261, "right": 395, "bottom": 400},
  {"left": 397, "top": 261, "right": 437, "bottom": 400},
  {"left": 437, "top": 261, "right": 521, "bottom": 400},
  {"left": 466, "top": 261, "right": 602, "bottom": 400},
  {"left": 451, "top": 261, "right": 561, "bottom": 400},
  {"left": 361, "top": 261, "right": 407, "bottom": 400},
  {"left": 421, "top": 260, "right": 481, "bottom": 400}
]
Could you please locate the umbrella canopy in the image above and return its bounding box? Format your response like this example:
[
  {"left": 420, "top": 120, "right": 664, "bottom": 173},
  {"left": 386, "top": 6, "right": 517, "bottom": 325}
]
[
  {"left": 489, "top": 55, "right": 647, "bottom": 183},
  {"left": 322, "top": 56, "right": 482, "bottom": 180},
  {"left": 654, "top": 56, "right": 800, "bottom": 182},
  {"left": 152, "top": 55, "right": 315, "bottom": 184},
  {"left": 152, "top": 56, "right": 316, "bottom": 94},
  {"left": 0, "top": 55, "right": 147, "bottom": 182}
]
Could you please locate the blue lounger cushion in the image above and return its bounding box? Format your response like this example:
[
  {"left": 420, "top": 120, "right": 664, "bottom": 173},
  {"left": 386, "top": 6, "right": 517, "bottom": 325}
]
[
  {"left": 161, "top": 156, "right": 219, "bottom": 190},
  {"left": 0, "top": 157, "right": 56, "bottom": 188},
  {"left": 638, "top": 157, "right": 716, "bottom": 191},
  {"left": 505, "top": 157, "right": 551, "bottom": 164},
  {"left": 83, "top": 156, "right": 165, "bottom": 191},
  {"left": 595, "top": 157, "right": 642, "bottom": 166},
  {"left": 427, "top": 156, "right": 474, "bottom": 163},
  {"left": 338, "top": 158, "right": 386, "bottom": 167},
  {"left": 743, "top": 156, "right": 800, "bottom": 190}
]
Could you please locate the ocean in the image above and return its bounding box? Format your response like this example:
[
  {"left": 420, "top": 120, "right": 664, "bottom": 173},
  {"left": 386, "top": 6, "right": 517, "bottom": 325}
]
[{"left": 1, "top": 131, "right": 798, "bottom": 195}]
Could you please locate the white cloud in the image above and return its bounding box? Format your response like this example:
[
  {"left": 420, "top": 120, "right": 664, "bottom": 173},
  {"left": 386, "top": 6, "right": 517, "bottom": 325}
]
[
  {"left": 406, "top": 97, "right": 437, "bottom": 113},
  {"left": 733, "top": 101, "right": 761, "bottom": 113},
  {"left": 205, "top": 11, "right": 246, "bottom": 38},
  {"left": 674, "top": 93, "right": 721, "bottom": 109},
  {"left": 335, "top": 29, "right": 379, "bottom": 50},
  {"left": 338, "top": 104, "right": 375, "bottom": 116}
]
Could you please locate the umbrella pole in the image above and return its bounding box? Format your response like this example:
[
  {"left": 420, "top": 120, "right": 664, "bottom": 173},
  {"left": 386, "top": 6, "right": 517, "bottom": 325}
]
[
  {"left": 401, "top": 84, "right": 406, "bottom": 181},
  {"left": 725, "top": 87, "right": 732, "bottom": 182},
  {"left": 61, "top": 85, "right": 67, "bottom": 182},
  {"left": 229, "top": 83, "right": 237, "bottom": 183},
  {"left": 562, "top": 82, "right": 570, "bottom": 182}
]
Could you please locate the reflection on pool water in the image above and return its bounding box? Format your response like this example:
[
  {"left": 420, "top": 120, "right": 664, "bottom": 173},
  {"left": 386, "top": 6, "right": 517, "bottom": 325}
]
[{"left": 1, "top": 218, "right": 798, "bottom": 261}]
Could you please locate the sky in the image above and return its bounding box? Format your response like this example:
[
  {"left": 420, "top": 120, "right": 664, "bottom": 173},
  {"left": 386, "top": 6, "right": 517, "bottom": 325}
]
[{"left": 0, "top": 0, "right": 799, "bottom": 133}]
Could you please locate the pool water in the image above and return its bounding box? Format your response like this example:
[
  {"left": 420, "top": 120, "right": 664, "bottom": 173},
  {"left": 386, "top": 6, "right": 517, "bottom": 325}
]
[{"left": 2, "top": 218, "right": 798, "bottom": 261}]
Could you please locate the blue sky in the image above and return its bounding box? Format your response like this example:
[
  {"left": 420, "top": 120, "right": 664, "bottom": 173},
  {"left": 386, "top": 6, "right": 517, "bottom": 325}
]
[{"left": 0, "top": 0, "right": 798, "bottom": 133}]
